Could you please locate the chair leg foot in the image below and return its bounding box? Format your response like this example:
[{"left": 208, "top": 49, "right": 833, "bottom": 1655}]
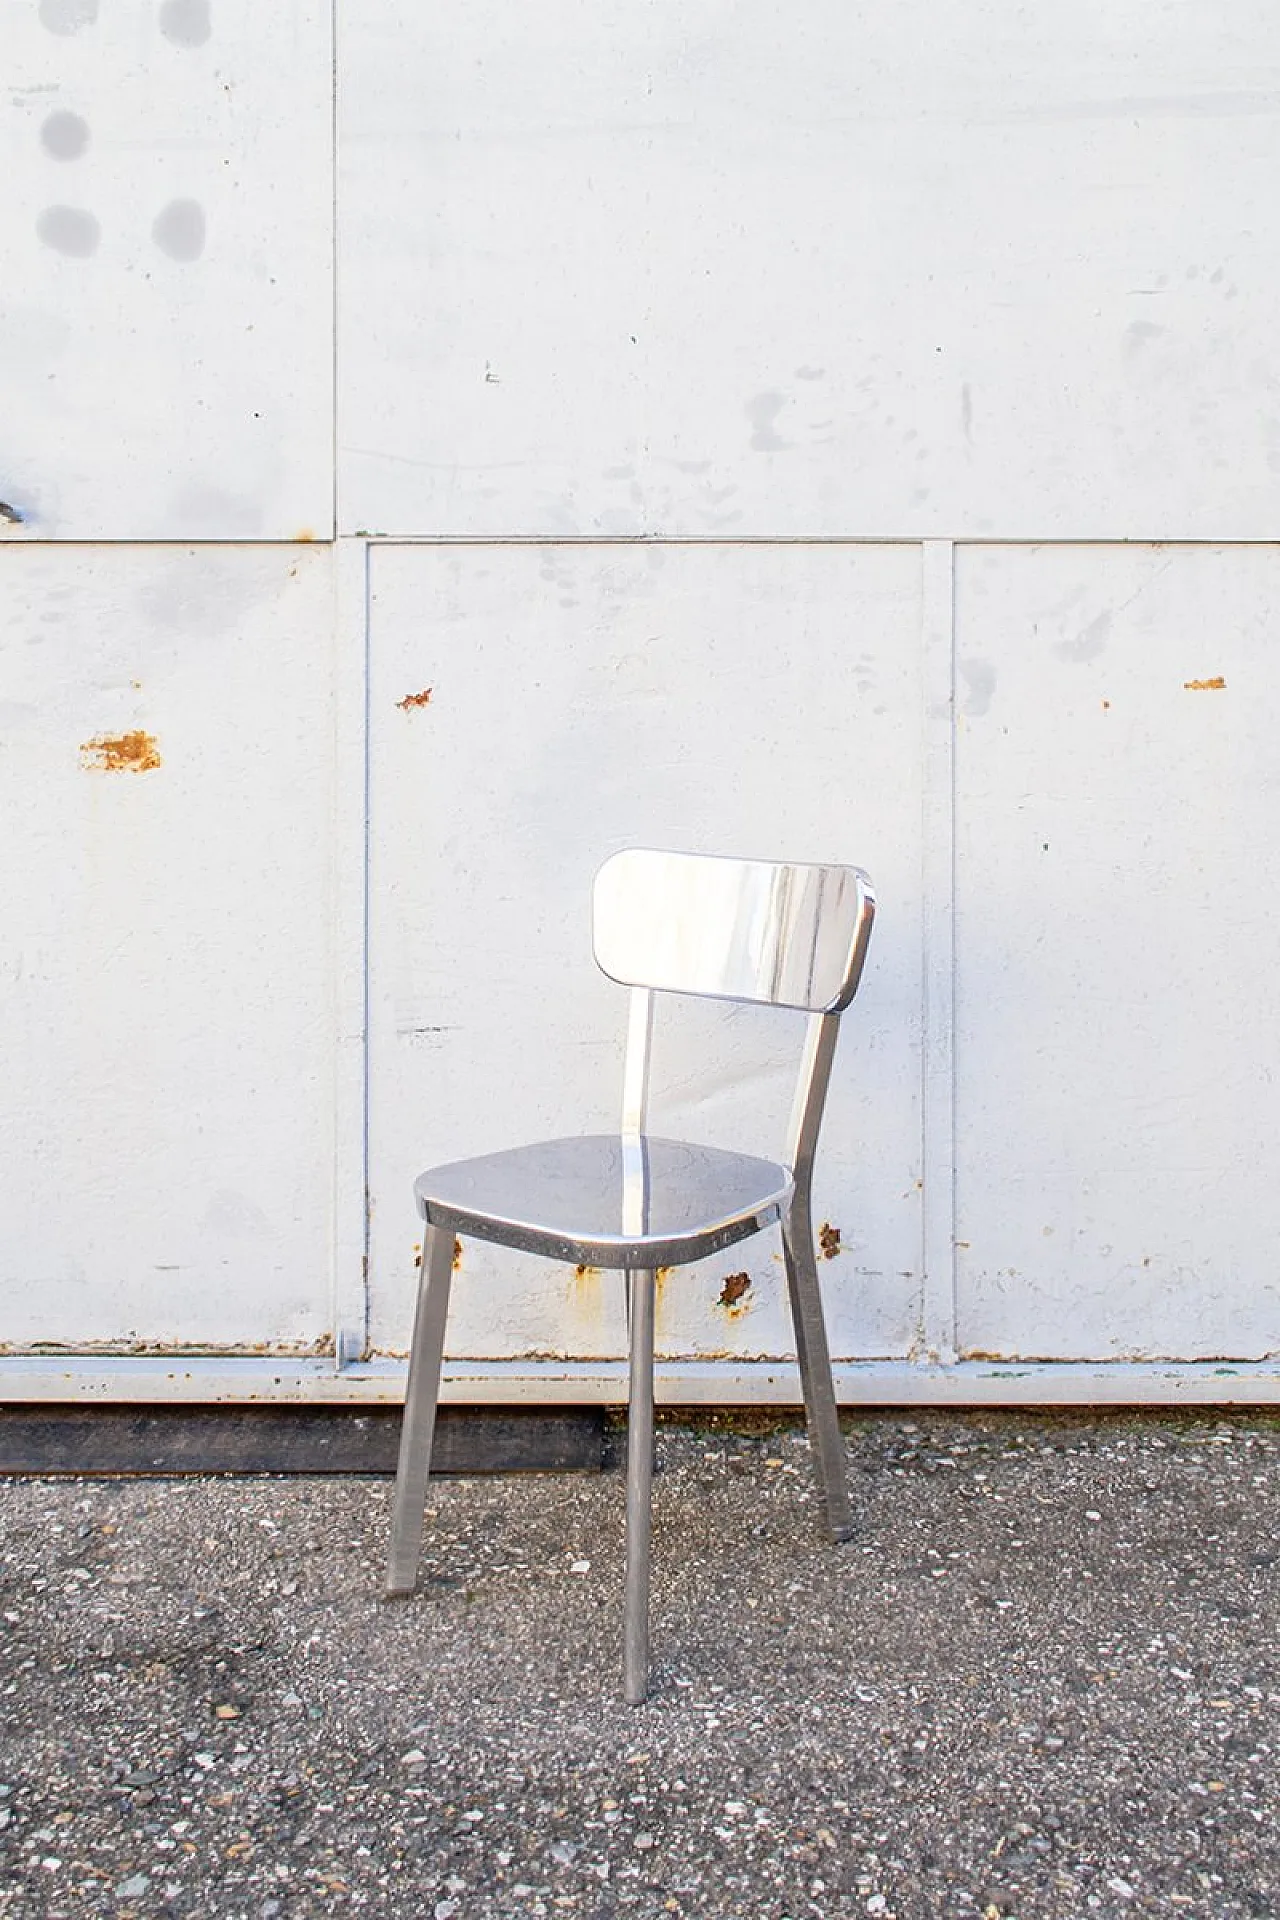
[
  {"left": 384, "top": 1223, "right": 455, "bottom": 1598},
  {"left": 623, "top": 1266, "right": 656, "bottom": 1705},
  {"left": 781, "top": 1201, "right": 855, "bottom": 1543}
]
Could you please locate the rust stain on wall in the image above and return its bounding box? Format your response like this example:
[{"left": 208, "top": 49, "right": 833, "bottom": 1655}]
[
  {"left": 80, "top": 729, "right": 161, "bottom": 773},
  {"left": 411, "top": 1235, "right": 464, "bottom": 1271},
  {"left": 1183, "top": 676, "right": 1226, "bottom": 691},
  {"left": 817, "top": 1221, "right": 841, "bottom": 1259},
  {"left": 718, "top": 1271, "right": 752, "bottom": 1311},
  {"left": 397, "top": 687, "right": 433, "bottom": 711}
]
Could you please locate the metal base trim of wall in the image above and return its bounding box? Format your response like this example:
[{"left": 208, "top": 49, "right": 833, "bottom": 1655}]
[
  {"left": 0, "top": 1405, "right": 605, "bottom": 1477},
  {"left": 3, "top": 1355, "right": 1280, "bottom": 1406}
]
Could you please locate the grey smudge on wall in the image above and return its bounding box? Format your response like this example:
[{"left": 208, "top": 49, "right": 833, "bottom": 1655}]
[
  {"left": 166, "top": 483, "right": 264, "bottom": 540},
  {"left": 746, "top": 392, "right": 791, "bottom": 452},
  {"left": 36, "top": 205, "right": 100, "bottom": 257},
  {"left": 1056, "top": 610, "right": 1111, "bottom": 663},
  {"left": 40, "top": 111, "right": 91, "bottom": 160},
  {"left": 39, "top": 0, "right": 98, "bottom": 31},
  {"left": 958, "top": 658, "right": 996, "bottom": 718},
  {"left": 152, "top": 198, "right": 206, "bottom": 261},
  {"left": 159, "top": 0, "right": 211, "bottom": 46},
  {"left": 0, "top": 502, "right": 24, "bottom": 524},
  {"left": 201, "top": 1189, "right": 271, "bottom": 1239},
  {"left": 1124, "top": 321, "right": 1166, "bottom": 360}
]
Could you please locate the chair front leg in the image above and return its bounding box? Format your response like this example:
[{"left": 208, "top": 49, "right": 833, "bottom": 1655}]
[
  {"left": 623, "top": 1266, "right": 656, "bottom": 1705},
  {"left": 781, "top": 1197, "right": 855, "bottom": 1542},
  {"left": 385, "top": 1221, "right": 455, "bottom": 1596}
]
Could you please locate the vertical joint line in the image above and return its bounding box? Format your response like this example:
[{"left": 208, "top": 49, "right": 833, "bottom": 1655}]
[
  {"left": 330, "top": 0, "right": 339, "bottom": 538},
  {"left": 331, "top": 536, "right": 372, "bottom": 1373},
  {"left": 921, "top": 540, "right": 958, "bottom": 1366},
  {"left": 359, "top": 539, "right": 372, "bottom": 1360}
]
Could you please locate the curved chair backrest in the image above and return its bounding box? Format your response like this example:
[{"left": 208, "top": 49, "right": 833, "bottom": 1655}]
[{"left": 592, "top": 849, "right": 875, "bottom": 1014}]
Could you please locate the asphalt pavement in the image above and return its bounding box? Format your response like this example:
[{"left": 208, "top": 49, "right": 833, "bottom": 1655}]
[{"left": 1, "top": 1409, "right": 1276, "bottom": 1919}]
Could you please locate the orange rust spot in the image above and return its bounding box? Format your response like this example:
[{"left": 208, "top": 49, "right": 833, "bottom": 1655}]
[
  {"left": 718, "top": 1271, "right": 751, "bottom": 1309},
  {"left": 294, "top": 528, "right": 315, "bottom": 543},
  {"left": 1183, "top": 676, "right": 1225, "bottom": 691},
  {"left": 397, "top": 687, "right": 433, "bottom": 711},
  {"left": 817, "top": 1221, "right": 841, "bottom": 1260},
  {"left": 413, "top": 1236, "right": 463, "bottom": 1271},
  {"left": 80, "top": 729, "right": 161, "bottom": 773},
  {"left": 1101, "top": 699, "right": 1111, "bottom": 710}
]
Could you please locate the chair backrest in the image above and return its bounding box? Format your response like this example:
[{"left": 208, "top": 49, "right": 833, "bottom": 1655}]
[
  {"left": 592, "top": 848, "right": 875, "bottom": 1013},
  {"left": 593, "top": 849, "right": 876, "bottom": 1182}
]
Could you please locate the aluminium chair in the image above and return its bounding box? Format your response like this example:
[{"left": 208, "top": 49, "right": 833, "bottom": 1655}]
[{"left": 385, "top": 847, "right": 876, "bottom": 1703}]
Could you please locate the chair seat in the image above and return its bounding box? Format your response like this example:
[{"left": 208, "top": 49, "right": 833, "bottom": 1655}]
[{"left": 415, "top": 1133, "right": 794, "bottom": 1269}]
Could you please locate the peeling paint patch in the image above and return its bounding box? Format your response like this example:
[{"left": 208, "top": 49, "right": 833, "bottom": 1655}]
[
  {"left": 1183, "top": 676, "right": 1226, "bottom": 690},
  {"left": 1, "top": 1334, "right": 334, "bottom": 1358},
  {"left": 80, "top": 729, "right": 161, "bottom": 773},
  {"left": 817, "top": 1221, "right": 841, "bottom": 1260},
  {"left": 718, "top": 1271, "right": 752, "bottom": 1310},
  {"left": 397, "top": 687, "right": 433, "bottom": 711}
]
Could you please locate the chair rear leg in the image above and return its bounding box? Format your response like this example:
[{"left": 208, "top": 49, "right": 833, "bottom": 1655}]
[
  {"left": 781, "top": 1200, "right": 855, "bottom": 1542},
  {"left": 385, "top": 1222, "right": 455, "bottom": 1596},
  {"left": 623, "top": 1266, "right": 656, "bottom": 1705}
]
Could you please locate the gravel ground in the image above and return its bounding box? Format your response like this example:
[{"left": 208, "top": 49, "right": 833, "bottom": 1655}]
[{"left": 1, "top": 1409, "right": 1277, "bottom": 1920}]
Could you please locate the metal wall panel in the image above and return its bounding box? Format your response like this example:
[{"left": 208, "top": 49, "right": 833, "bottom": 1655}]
[
  {"left": 0, "top": 545, "right": 336, "bottom": 1350},
  {"left": 6, "top": 0, "right": 1280, "bottom": 1404},
  {"left": 338, "top": 0, "right": 1280, "bottom": 540},
  {"left": 954, "top": 545, "right": 1280, "bottom": 1361},
  {"left": 366, "top": 542, "right": 923, "bottom": 1365},
  {"left": 1, "top": 0, "right": 333, "bottom": 539}
]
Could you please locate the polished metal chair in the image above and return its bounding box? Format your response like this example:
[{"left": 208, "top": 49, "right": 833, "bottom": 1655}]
[{"left": 385, "top": 848, "right": 876, "bottom": 1703}]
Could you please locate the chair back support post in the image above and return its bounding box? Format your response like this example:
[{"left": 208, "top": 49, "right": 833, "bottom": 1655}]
[
  {"left": 785, "top": 1010, "right": 843, "bottom": 1194},
  {"left": 620, "top": 988, "right": 655, "bottom": 1239},
  {"left": 621, "top": 987, "right": 655, "bottom": 1138}
]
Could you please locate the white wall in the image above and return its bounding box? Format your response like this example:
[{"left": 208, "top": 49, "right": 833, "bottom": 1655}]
[
  {"left": 2, "top": 0, "right": 332, "bottom": 539},
  {"left": 3, "top": 0, "right": 1278, "bottom": 1403}
]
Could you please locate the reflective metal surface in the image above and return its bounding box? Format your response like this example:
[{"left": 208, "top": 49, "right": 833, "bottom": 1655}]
[
  {"left": 391, "top": 845, "right": 878, "bottom": 1701},
  {"left": 592, "top": 849, "right": 875, "bottom": 1013},
  {"left": 416, "top": 1134, "right": 792, "bottom": 1270}
]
